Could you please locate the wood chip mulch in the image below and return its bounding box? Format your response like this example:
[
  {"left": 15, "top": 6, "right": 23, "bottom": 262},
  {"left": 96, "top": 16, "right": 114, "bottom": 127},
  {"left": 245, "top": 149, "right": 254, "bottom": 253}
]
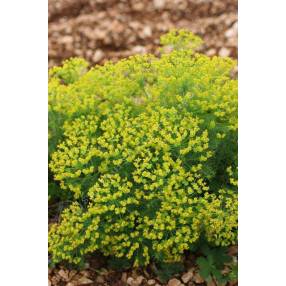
[{"left": 49, "top": 0, "right": 237, "bottom": 68}]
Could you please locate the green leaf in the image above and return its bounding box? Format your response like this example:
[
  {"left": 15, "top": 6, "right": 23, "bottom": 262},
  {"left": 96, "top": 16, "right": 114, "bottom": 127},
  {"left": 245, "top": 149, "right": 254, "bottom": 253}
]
[
  {"left": 201, "top": 246, "right": 232, "bottom": 269},
  {"left": 197, "top": 246, "right": 234, "bottom": 286},
  {"left": 154, "top": 262, "right": 184, "bottom": 283},
  {"left": 196, "top": 257, "right": 212, "bottom": 279}
]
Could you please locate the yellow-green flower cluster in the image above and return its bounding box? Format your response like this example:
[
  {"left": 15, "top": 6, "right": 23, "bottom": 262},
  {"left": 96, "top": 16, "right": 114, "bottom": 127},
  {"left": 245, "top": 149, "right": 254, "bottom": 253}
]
[
  {"left": 159, "top": 29, "right": 203, "bottom": 51},
  {"left": 49, "top": 57, "right": 89, "bottom": 85},
  {"left": 49, "top": 105, "right": 237, "bottom": 265},
  {"left": 48, "top": 31, "right": 237, "bottom": 150},
  {"left": 48, "top": 30, "right": 238, "bottom": 266},
  {"left": 199, "top": 190, "right": 238, "bottom": 246},
  {"left": 50, "top": 105, "right": 211, "bottom": 197}
]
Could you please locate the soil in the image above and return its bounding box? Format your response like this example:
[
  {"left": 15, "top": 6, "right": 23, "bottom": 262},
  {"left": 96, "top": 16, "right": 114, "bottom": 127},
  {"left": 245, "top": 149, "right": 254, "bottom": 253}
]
[
  {"left": 49, "top": 0, "right": 237, "bottom": 68},
  {"left": 48, "top": 246, "right": 238, "bottom": 286}
]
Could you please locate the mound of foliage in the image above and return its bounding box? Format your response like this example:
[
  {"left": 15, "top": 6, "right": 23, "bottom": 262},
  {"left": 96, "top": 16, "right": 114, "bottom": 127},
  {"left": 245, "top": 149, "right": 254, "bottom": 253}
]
[{"left": 48, "top": 30, "right": 237, "bottom": 268}]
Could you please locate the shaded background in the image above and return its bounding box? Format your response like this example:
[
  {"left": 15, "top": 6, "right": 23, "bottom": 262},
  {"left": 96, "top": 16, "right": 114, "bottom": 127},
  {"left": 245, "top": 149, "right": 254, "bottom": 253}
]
[{"left": 49, "top": 0, "right": 237, "bottom": 68}]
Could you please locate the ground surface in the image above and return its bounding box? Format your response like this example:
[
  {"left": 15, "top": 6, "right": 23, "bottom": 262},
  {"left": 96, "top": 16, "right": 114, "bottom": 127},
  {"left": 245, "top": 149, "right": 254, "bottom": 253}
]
[
  {"left": 48, "top": 246, "right": 237, "bottom": 286},
  {"left": 48, "top": 1, "right": 238, "bottom": 285},
  {"left": 49, "top": 0, "right": 237, "bottom": 68}
]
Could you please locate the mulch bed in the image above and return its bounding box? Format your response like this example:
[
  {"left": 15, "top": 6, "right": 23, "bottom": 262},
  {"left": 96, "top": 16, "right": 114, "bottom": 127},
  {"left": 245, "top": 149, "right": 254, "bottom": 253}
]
[
  {"left": 48, "top": 0, "right": 237, "bottom": 68},
  {"left": 48, "top": 246, "right": 238, "bottom": 286}
]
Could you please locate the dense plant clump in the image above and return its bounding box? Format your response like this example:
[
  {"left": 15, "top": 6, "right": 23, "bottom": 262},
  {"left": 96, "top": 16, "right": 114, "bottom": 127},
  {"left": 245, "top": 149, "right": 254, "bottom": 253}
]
[{"left": 48, "top": 30, "right": 238, "bottom": 267}]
